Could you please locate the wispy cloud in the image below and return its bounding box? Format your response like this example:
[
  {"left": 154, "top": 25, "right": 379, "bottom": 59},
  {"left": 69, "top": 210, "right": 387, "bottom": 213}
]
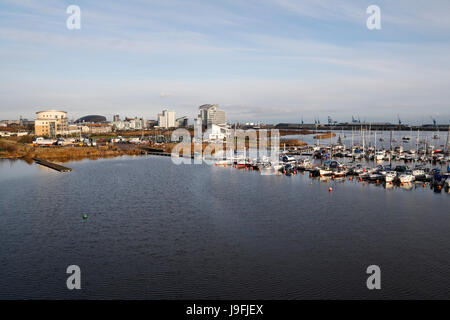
[
  {"left": 269, "top": 0, "right": 450, "bottom": 32},
  {"left": 0, "top": 0, "right": 449, "bottom": 123}
]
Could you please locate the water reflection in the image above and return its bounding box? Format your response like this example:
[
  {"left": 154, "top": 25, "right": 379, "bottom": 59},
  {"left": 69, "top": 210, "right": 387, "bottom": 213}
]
[{"left": 0, "top": 156, "right": 449, "bottom": 300}]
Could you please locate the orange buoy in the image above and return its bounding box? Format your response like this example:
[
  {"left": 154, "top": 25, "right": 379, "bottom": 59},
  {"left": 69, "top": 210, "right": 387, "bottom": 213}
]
[
  {"left": 328, "top": 187, "right": 333, "bottom": 192},
  {"left": 423, "top": 184, "right": 426, "bottom": 187},
  {"left": 309, "top": 173, "right": 312, "bottom": 178},
  {"left": 376, "top": 179, "right": 379, "bottom": 184}
]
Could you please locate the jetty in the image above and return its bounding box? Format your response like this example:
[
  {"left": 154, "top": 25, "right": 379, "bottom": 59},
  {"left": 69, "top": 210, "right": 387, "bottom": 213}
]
[
  {"left": 32, "top": 158, "right": 72, "bottom": 172},
  {"left": 141, "top": 147, "right": 172, "bottom": 157}
]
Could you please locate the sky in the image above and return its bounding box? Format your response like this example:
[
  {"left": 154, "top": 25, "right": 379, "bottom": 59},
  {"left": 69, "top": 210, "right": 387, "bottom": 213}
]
[{"left": 0, "top": 0, "right": 450, "bottom": 124}]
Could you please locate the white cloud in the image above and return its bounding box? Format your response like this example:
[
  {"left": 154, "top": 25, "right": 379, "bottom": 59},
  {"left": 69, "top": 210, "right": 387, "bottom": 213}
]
[{"left": 160, "top": 92, "right": 173, "bottom": 98}]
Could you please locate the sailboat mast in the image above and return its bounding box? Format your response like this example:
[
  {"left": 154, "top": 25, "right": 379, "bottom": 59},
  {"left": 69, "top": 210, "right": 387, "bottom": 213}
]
[
  {"left": 416, "top": 129, "right": 419, "bottom": 155},
  {"left": 389, "top": 130, "right": 393, "bottom": 166},
  {"left": 375, "top": 131, "right": 377, "bottom": 155},
  {"left": 351, "top": 127, "right": 354, "bottom": 153},
  {"left": 445, "top": 126, "right": 450, "bottom": 155},
  {"left": 362, "top": 129, "right": 365, "bottom": 154}
]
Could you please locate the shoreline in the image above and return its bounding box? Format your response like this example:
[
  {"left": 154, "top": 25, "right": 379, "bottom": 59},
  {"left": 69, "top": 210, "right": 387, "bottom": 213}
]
[
  {"left": 0, "top": 143, "right": 146, "bottom": 163},
  {"left": 0, "top": 136, "right": 307, "bottom": 163}
]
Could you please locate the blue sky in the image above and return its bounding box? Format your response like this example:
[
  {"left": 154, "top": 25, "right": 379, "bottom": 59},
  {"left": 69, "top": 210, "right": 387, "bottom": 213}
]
[{"left": 1, "top": 0, "right": 450, "bottom": 124}]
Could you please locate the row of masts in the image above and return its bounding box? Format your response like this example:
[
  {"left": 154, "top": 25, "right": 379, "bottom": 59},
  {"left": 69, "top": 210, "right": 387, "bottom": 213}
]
[{"left": 323, "top": 125, "right": 450, "bottom": 156}]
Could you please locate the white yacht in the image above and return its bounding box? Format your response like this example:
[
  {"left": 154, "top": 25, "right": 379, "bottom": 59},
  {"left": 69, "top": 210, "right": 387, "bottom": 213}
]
[
  {"left": 412, "top": 168, "right": 426, "bottom": 180},
  {"left": 375, "top": 151, "right": 385, "bottom": 161},
  {"left": 399, "top": 172, "right": 415, "bottom": 183},
  {"left": 384, "top": 171, "right": 397, "bottom": 183}
]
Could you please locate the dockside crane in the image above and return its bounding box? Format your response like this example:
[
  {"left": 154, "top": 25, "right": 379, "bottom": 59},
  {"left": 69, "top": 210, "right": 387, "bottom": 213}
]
[{"left": 430, "top": 116, "right": 437, "bottom": 127}]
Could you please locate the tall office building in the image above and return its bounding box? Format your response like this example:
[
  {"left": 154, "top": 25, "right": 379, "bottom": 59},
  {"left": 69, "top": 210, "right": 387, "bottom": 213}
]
[
  {"left": 176, "top": 116, "right": 188, "bottom": 128},
  {"left": 157, "top": 113, "right": 166, "bottom": 128},
  {"left": 198, "top": 104, "right": 226, "bottom": 128},
  {"left": 157, "top": 110, "right": 176, "bottom": 128}
]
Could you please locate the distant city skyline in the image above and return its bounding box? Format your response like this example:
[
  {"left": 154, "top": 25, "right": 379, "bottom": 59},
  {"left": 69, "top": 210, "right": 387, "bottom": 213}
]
[
  {"left": 1, "top": 0, "right": 450, "bottom": 124},
  {"left": 9, "top": 110, "right": 448, "bottom": 126}
]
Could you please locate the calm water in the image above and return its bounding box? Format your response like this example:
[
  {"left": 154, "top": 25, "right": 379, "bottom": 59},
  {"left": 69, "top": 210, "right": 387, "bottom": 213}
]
[{"left": 0, "top": 156, "right": 449, "bottom": 299}]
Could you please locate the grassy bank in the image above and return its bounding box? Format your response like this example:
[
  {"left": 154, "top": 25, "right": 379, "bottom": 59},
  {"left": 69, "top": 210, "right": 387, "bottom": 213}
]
[
  {"left": 313, "top": 132, "right": 337, "bottom": 140},
  {"left": 0, "top": 138, "right": 143, "bottom": 162},
  {"left": 1, "top": 135, "right": 307, "bottom": 163}
]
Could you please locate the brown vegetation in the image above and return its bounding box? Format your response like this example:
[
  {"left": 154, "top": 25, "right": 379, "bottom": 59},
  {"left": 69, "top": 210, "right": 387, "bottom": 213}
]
[
  {"left": 0, "top": 138, "right": 28, "bottom": 156},
  {"left": 313, "top": 132, "right": 336, "bottom": 140},
  {"left": 279, "top": 129, "right": 316, "bottom": 136},
  {"left": 0, "top": 137, "right": 142, "bottom": 162},
  {"left": 1, "top": 132, "right": 309, "bottom": 163},
  {"left": 28, "top": 146, "right": 143, "bottom": 162},
  {"left": 281, "top": 139, "right": 307, "bottom": 147}
]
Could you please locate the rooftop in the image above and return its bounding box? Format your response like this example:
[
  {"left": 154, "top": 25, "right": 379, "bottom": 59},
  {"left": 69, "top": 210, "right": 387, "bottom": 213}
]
[{"left": 36, "top": 110, "right": 67, "bottom": 114}]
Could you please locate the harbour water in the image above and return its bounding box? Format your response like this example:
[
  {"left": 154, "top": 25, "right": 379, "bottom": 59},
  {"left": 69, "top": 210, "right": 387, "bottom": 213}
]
[{"left": 0, "top": 155, "right": 449, "bottom": 299}]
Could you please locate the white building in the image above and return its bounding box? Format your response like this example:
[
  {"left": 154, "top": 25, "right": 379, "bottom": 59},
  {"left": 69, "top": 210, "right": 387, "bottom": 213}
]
[
  {"left": 206, "top": 124, "right": 231, "bottom": 141},
  {"left": 112, "top": 117, "right": 145, "bottom": 131},
  {"left": 157, "top": 110, "right": 176, "bottom": 128}
]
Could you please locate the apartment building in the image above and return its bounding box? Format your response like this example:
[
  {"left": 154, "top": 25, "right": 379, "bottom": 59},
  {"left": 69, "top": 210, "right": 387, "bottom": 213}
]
[{"left": 34, "top": 110, "right": 68, "bottom": 136}]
